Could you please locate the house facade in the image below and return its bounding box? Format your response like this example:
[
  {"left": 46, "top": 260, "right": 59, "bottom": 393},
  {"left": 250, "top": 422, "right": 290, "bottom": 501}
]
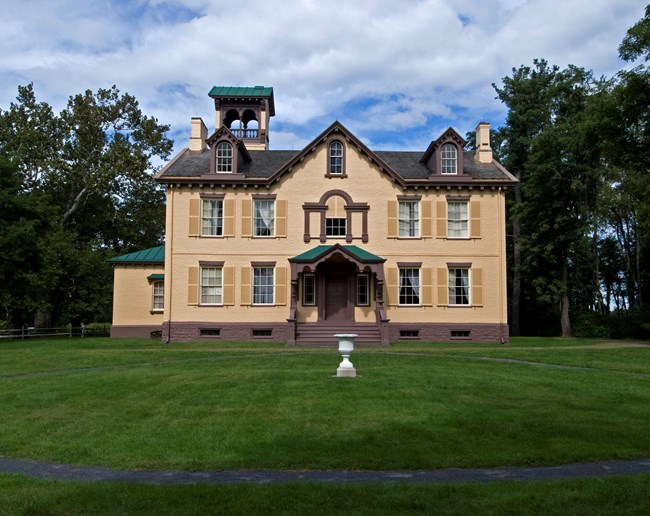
[{"left": 110, "top": 86, "right": 517, "bottom": 344}]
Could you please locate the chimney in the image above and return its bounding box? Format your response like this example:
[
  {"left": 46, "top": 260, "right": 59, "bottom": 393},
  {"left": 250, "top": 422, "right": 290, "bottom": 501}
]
[
  {"left": 475, "top": 122, "right": 492, "bottom": 164},
  {"left": 189, "top": 117, "right": 208, "bottom": 152}
]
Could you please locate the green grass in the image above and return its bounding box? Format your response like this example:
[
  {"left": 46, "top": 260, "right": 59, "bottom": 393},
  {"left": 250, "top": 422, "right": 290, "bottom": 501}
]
[{"left": 2, "top": 473, "right": 650, "bottom": 515}]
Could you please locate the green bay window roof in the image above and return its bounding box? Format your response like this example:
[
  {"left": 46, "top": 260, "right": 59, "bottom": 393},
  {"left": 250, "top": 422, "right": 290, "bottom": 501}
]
[
  {"left": 290, "top": 245, "right": 384, "bottom": 263},
  {"left": 109, "top": 245, "right": 165, "bottom": 265}
]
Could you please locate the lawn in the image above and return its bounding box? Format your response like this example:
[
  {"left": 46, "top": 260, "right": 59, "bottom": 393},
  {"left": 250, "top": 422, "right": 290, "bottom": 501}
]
[{"left": 0, "top": 336, "right": 649, "bottom": 514}]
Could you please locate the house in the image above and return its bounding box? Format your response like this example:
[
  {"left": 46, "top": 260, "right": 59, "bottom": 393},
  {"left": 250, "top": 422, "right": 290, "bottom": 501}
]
[{"left": 110, "top": 85, "right": 517, "bottom": 344}]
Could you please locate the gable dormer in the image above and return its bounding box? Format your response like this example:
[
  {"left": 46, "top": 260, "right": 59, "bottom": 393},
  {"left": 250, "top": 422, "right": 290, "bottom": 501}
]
[
  {"left": 420, "top": 127, "right": 467, "bottom": 177},
  {"left": 209, "top": 86, "right": 275, "bottom": 150},
  {"left": 205, "top": 126, "right": 251, "bottom": 177}
]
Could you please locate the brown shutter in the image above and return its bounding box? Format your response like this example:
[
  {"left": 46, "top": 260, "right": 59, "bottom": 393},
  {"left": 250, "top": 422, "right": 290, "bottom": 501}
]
[
  {"left": 387, "top": 201, "right": 397, "bottom": 238},
  {"left": 276, "top": 200, "right": 287, "bottom": 238},
  {"left": 436, "top": 201, "right": 447, "bottom": 238},
  {"left": 241, "top": 199, "right": 252, "bottom": 237},
  {"left": 470, "top": 201, "right": 481, "bottom": 239},
  {"left": 421, "top": 267, "right": 433, "bottom": 306},
  {"left": 387, "top": 267, "right": 399, "bottom": 306},
  {"left": 421, "top": 201, "right": 432, "bottom": 238},
  {"left": 275, "top": 267, "right": 287, "bottom": 305},
  {"left": 240, "top": 266, "right": 251, "bottom": 305},
  {"left": 437, "top": 267, "right": 448, "bottom": 306},
  {"left": 223, "top": 266, "right": 234, "bottom": 305},
  {"left": 189, "top": 198, "right": 200, "bottom": 236},
  {"left": 472, "top": 268, "right": 483, "bottom": 306},
  {"left": 223, "top": 199, "right": 235, "bottom": 237},
  {"left": 188, "top": 266, "right": 199, "bottom": 305}
]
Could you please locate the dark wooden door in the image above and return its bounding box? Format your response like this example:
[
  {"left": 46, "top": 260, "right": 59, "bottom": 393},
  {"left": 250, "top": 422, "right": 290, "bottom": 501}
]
[{"left": 325, "top": 273, "right": 349, "bottom": 320}]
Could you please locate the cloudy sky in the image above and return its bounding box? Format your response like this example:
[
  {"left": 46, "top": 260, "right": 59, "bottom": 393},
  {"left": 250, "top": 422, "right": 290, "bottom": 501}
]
[{"left": 0, "top": 0, "right": 645, "bottom": 156}]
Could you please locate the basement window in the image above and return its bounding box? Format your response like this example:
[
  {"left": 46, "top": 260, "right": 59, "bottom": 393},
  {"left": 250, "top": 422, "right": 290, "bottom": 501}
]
[
  {"left": 200, "top": 328, "right": 221, "bottom": 337},
  {"left": 451, "top": 330, "right": 471, "bottom": 339},
  {"left": 252, "top": 329, "right": 273, "bottom": 339},
  {"left": 399, "top": 330, "right": 420, "bottom": 340}
]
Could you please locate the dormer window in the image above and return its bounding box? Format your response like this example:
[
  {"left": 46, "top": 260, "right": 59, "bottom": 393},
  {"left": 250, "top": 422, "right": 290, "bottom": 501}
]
[
  {"left": 328, "top": 141, "right": 344, "bottom": 175},
  {"left": 216, "top": 141, "right": 233, "bottom": 173},
  {"left": 441, "top": 144, "right": 457, "bottom": 174}
]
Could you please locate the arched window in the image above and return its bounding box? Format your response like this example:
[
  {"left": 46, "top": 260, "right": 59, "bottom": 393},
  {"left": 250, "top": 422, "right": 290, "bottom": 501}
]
[
  {"left": 328, "top": 141, "right": 344, "bottom": 175},
  {"left": 441, "top": 143, "right": 457, "bottom": 175},
  {"left": 216, "top": 141, "right": 233, "bottom": 173}
]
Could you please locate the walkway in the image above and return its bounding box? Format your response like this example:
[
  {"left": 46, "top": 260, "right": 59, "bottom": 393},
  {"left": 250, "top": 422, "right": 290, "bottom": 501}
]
[{"left": 1, "top": 456, "right": 650, "bottom": 484}]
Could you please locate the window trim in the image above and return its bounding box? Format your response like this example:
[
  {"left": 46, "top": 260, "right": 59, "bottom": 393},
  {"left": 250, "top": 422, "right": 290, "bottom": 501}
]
[
  {"left": 327, "top": 140, "right": 346, "bottom": 177},
  {"left": 325, "top": 216, "right": 346, "bottom": 238},
  {"left": 253, "top": 199, "right": 276, "bottom": 238},
  {"left": 216, "top": 141, "right": 233, "bottom": 173},
  {"left": 252, "top": 266, "right": 275, "bottom": 305},
  {"left": 151, "top": 280, "right": 164, "bottom": 312},
  {"left": 440, "top": 143, "right": 458, "bottom": 175},
  {"left": 399, "top": 267, "right": 421, "bottom": 306},
  {"left": 398, "top": 200, "right": 420, "bottom": 238},
  {"left": 448, "top": 267, "right": 470, "bottom": 306},
  {"left": 447, "top": 200, "right": 469, "bottom": 239},
  {"left": 200, "top": 198, "right": 224, "bottom": 237},
  {"left": 200, "top": 266, "right": 223, "bottom": 306}
]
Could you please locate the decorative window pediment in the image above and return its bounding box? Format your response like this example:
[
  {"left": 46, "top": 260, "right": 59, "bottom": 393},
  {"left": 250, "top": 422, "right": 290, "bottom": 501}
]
[{"left": 420, "top": 127, "right": 466, "bottom": 176}]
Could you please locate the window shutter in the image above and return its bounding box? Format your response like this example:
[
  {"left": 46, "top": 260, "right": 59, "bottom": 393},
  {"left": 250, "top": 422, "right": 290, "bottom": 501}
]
[
  {"left": 223, "top": 266, "right": 234, "bottom": 305},
  {"left": 387, "top": 201, "right": 397, "bottom": 238},
  {"left": 421, "top": 267, "right": 433, "bottom": 306},
  {"left": 223, "top": 199, "right": 235, "bottom": 237},
  {"left": 189, "top": 199, "right": 200, "bottom": 236},
  {"left": 472, "top": 268, "right": 483, "bottom": 306},
  {"left": 275, "top": 267, "right": 287, "bottom": 305},
  {"left": 436, "top": 201, "right": 447, "bottom": 238},
  {"left": 437, "top": 268, "right": 448, "bottom": 306},
  {"left": 421, "top": 201, "right": 432, "bottom": 238},
  {"left": 276, "top": 200, "right": 287, "bottom": 238},
  {"left": 387, "top": 267, "right": 398, "bottom": 306},
  {"left": 470, "top": 201, "right": 481, "bottom": 239},
  {"left": 241, "top": 199, "right": 252, "bottom": 237},
  {"left": 240, "top": 267, "right": 251, "bottom": 305},
  {"left": 188, "top": 266, "right": 199, "bottom": 305}
]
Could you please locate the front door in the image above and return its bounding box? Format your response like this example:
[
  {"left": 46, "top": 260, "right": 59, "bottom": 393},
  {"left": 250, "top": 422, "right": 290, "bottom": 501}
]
[{"left": 325, "top": 273, "right": 348, "bottom": 320}]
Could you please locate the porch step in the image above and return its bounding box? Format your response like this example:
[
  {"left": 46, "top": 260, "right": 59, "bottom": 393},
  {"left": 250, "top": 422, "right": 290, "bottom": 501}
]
[{"left": 295, "top": 323, "right": 382, "bottom": 345}]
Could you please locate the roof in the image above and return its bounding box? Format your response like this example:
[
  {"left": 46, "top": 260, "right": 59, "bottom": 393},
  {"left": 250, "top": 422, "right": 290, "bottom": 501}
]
[
  {"left": 290, "top": 245, "right": 384, "bottom": 263},
  {"left": 208, "top": 86, "right": 275, "bottom": 116},
  {"left": 109, "top": 245, "right": 165, "bottom": 264}
]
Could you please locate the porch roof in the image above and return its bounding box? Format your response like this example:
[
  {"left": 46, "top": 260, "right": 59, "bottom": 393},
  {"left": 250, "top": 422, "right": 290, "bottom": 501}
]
[{"left": 290, "top": 244, "right": 384, "bottom": 263}]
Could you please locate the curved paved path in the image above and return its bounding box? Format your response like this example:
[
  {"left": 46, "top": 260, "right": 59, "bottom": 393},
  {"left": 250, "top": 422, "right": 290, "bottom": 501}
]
[{"left": 1, "top": 456, "right": 650, "bottom": 484}]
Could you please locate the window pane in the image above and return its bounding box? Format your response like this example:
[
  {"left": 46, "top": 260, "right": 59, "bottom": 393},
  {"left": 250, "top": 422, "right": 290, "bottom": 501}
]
[
  {"left": 201, "top": 267, "right": 223, "bottom": 304},
  {"left": 216, "top": 142, "right": 233, "bottom": 173},
  {"left": 399, "top": 268, "right": 420, "bottom": 305},
  {"left": 448, "top": 268, "right": 470, "bottom": 305},
  {"left": 447, "top": 201, "right": 468, "bottom": 238},
  {"left": 329, "top": 141, "right": 343, "bottom": 174},
  {"left": 441, "top": 144, "right": 457, "bottom": 174},
  {"left": 152, "top": 281, "right": 164, "bottom": 310},
  {"left": 254, "top": 200, "right": 275, "bottom": 236},
  {"left": 325, "top": 217, "right": 346, "bottom": 237},
  {"left": 253, "top": 267, "right": 274, "bottom": 304},
  {"left": 201, "top": 199, "right": 223, "bottom": 236},
  {"left": 357, "top": 274, "right": 369, "bottom": 305},
  {"left": 303, "top": 273, "right": 315, "bottom": 306},
  {"left": 398, "top": 201, "right": 419, "bottom": 237}
]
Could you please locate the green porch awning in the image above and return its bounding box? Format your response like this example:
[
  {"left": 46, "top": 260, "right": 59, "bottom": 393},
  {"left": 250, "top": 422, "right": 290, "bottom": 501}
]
[
  {"left": 290, "top": 244, "right": 384, "bottom": 263},
  {"left": 147, "top": 273, "right": 165, "bottom": 281}
]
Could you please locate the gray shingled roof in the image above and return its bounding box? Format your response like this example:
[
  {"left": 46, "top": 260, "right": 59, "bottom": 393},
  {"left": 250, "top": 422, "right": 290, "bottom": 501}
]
[{"left": 376, "top": 151, "right": 509, "bottom": 180}]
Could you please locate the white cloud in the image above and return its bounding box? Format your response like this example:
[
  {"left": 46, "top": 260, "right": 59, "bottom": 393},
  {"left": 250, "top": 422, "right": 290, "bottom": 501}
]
[{"left": 0, "top": 0, "right": 645, "bottom": 152}]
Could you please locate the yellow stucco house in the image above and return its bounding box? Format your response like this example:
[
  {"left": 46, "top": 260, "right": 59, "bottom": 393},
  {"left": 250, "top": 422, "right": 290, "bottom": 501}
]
[{"left": 111, "top": 86, "right": 517, "bottom": 344}]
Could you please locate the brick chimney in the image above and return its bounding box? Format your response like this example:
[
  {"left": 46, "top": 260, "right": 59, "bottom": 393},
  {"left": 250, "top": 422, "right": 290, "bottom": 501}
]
[
  {"left": 475, "top": 122, "right": 492, "bottom": 164},
  {"left": 189, "top": 117, "right": 208, "bottom": 152}
]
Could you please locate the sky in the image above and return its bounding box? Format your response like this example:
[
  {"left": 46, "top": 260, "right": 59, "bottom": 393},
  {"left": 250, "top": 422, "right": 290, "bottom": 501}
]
[{"left": 0, "top": 0, "right": 645, "bottom": 157}]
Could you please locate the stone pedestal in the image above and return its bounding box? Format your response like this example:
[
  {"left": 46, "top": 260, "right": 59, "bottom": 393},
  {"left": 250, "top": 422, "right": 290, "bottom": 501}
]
[{"left": 335, "top": 333, "right": 358, "bottom": 377}]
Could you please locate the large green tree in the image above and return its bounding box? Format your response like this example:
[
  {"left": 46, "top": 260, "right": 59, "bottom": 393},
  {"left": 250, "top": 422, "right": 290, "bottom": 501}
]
[{"left": 0, "top": 84, "right": 172, "bottom": 327}]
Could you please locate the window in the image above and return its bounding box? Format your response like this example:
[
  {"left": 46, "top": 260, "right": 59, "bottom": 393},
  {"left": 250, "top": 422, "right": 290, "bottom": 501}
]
[
  {"left": 399, "top": 268, "right": 420, "bottom": 305},
  {"left": 357, "top": 274, "right": 370, "bottom": 306},
  {"left": 152, "top": 281, "right": 164, "bottom": 311},
  {"left": 441, "top": 143, "right": 457, "bottom": 174},
  {"left": 216, "top": 142, "right": 233, "bottom": 173},
  {"left": 326, "top": 217, "right": 346, "bottom": 237},
  {"left": 254, "top": 199, "right": 275, "bottom": 237},
  {"left": 451, "top": 330, "right": 471, "bottom": 338},
  {"left": 200, "top": 267, "right": 222, "bottom": 305},
  {"left": 399, "top": 330, "right": 420, "bottom": 339},
  {"left": 398, "top": 201, "right": 419, "bottom": 237},
  {"left": 252, "top": 329, "right": 273, "bottom": 338},
  {"left": 448, "top": 268, "right": 470, "bottom": 305},
  {"left": 448, "top": 201, "right": 469, "bottom": 238},
  {"left": 329, "top": 141, "right": 343, "bottom": 174},
  {"left": 302, "top": 273, "right": 315, "bottom": 306},
  {"left": 200, "top": 328, "right": 221, "bottom": 337},
  {"left": 253, "top": 267, "right": 274, "bottom": 305},
  {"left": 201, "top": 199, "right": 223, "bottom": 236}
]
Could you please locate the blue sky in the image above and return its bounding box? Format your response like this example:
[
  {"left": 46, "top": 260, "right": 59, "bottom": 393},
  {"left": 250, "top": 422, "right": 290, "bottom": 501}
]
[{"left": 0, "top": 0, "right": 645, "bottom": 159}]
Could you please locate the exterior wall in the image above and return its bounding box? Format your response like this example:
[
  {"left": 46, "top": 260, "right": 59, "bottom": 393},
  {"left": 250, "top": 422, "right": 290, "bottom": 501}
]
[
  {"left": 162, "top": 139, "right": 509, "bottom": 342},
  {"left": 111, "top": 264, "right": 164, "bottom": 337}
]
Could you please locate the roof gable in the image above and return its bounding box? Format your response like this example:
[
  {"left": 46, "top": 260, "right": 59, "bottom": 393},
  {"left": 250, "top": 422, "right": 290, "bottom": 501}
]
[{"left": 420, "top": 126, "right": 467, "bottom": 164}]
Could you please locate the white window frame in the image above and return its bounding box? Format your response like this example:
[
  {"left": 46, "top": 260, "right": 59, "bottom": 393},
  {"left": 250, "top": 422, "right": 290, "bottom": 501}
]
[
  {"left": 329, "top": 141, "right": 343, "bottom": 174},
  {"left": 399, "top": 268, "right": 420, "bottom": 306},
  {"left": 398, "top": 201, "right": 420, "bottom": 238},
  {"left": 325, "top": 217, "right": 346, "bottom": 237},
  {"left": 201, "top": 198, "right": 223, "bottom": 237},
  {"left": 253, "top": 266, "right": 275, "bottom": 305},
  {"left": 448, "top": 268, "right": 470, "bottom": 306},
  {"left": 447, "top": 201, "right": 469, "bottom": 239},
  {"left": 216, "top": 141, "right": 233, "bottom": 173},
  {"left": 302, "top": 273, "right": 316, "bottom": 306},
  {"left": 253, "top": 199, "right": 275, "bottom": 237},
  {"left": 200, "top": 267, "right": 223, "bottom": 305},
  {"left": 152, "top": 280, "right": 164, "bottom": 311},
  {"left": 441, "top": 143, "right": 457, "bottom": 175}
]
